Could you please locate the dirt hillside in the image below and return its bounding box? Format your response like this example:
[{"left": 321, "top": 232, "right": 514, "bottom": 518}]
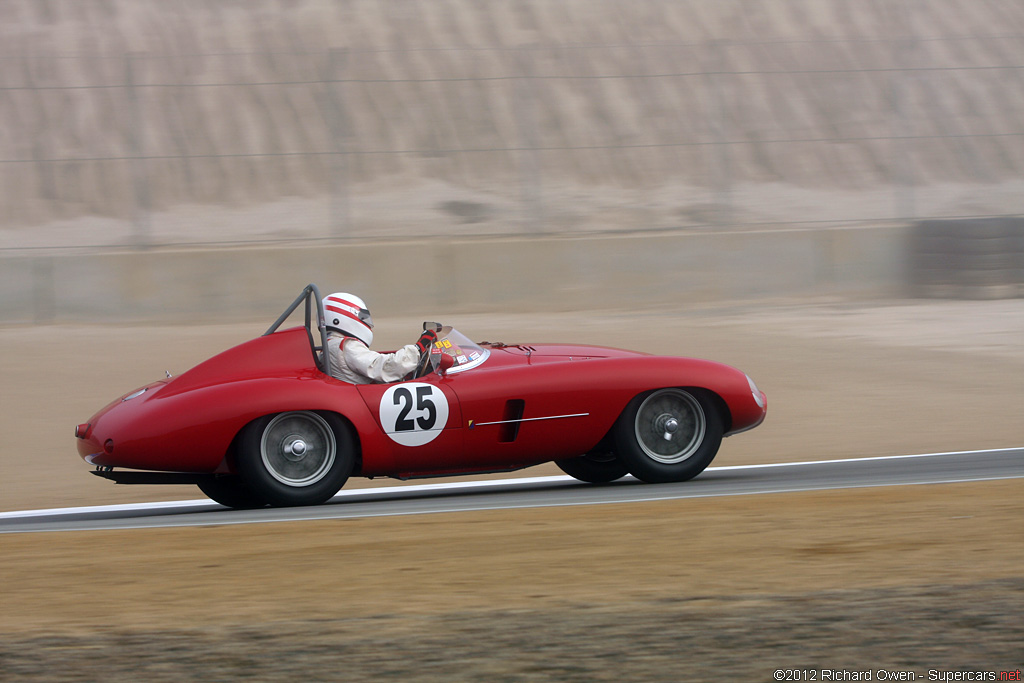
[{"left": 3, "top": 0, "right": 1023, "bottom": 242}]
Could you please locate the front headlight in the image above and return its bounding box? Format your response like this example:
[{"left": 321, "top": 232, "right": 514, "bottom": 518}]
[{"left": 747, "top": 375, "right": 766, "bottom": 409}]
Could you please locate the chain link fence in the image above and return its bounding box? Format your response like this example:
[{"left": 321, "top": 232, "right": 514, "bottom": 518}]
[{"left": 3, "top": 4, "right": 1024, "bottom": 251}]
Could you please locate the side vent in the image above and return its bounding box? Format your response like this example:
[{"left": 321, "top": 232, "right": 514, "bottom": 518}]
[{"left": 498, "top": 399, "right": 525, "bottom": 443}]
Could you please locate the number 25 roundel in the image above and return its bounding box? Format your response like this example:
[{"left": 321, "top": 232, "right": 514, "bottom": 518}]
[{"left": 378, "top": 383, "right": 450, "bottom": 447}]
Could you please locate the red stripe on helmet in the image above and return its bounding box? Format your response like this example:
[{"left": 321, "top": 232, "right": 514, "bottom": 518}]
[{"left": 326, "top": 296, "right": 362, "bottom": 311}]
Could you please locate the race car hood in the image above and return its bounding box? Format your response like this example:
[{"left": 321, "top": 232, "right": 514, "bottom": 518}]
[
  {"left": 435, "top": 328, "right": 649, "bottom": 374},
  {"left": 485, "top": 342, "right": 650, "bottom": 360}
]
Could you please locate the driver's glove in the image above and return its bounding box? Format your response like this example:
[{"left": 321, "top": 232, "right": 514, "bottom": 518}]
[{"left": 415, "top": 328, "right": 438, "bottom": 353}]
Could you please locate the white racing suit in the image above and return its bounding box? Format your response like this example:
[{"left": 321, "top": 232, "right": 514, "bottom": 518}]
[{"left": 325, "top": 331, "right": 421, "bottom": 384}]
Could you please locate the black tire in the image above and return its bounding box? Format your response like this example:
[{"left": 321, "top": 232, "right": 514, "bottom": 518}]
[
  {"left": 197, "top": 475, "right": 267, "bottom": 509},
  {"left": 555, "top": 451, "right": 629, "bottom": 483},
  {"left": 614, "top": 388, "right": 723, "bottom": 484},
  {"left": 237, "top": 411, "right": 355, "bottom": 507}
]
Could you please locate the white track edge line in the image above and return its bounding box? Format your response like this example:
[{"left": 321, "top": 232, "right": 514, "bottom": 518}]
[{"left": 1, "top": 446, "right": 1021, "bottom": 520}]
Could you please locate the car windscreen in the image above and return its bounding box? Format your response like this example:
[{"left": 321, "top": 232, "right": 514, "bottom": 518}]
[{"left": 435, "top": 327, "right": 490, "bottom": 373}]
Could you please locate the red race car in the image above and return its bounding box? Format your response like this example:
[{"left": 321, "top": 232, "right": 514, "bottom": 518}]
[{"left": 76, "top": 285, "right": 766, "bottom": 508}]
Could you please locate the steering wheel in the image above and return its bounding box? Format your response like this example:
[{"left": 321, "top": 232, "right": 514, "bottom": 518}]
[{"left": 412, "top": 322, "right": 443, "bottom": 379}]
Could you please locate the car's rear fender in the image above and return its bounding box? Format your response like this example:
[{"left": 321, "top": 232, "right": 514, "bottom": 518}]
[
  {"left": 184, "top": 377, "right": 398, "bottom": 475},
  {"left": 85, "top": 376, "right": 392, "bottom": 474}
]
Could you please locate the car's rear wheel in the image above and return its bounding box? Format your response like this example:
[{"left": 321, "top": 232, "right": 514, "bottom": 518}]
[
  {"left": 614, "top": 388, "right": 723, "bottom": 483},
  {"left": 197, "top": 475, "right": 267, "bottom": 509},
  {"left": 555, "top": 451, "right": 629, "bottom": 483},
  {"left": 237, "top": 410, "right": 354, "bottom": 507}
]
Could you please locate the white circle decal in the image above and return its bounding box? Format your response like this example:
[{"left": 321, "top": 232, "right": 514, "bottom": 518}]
[{"left": 379, "top": 383, "right": 450, "bottom": 447}]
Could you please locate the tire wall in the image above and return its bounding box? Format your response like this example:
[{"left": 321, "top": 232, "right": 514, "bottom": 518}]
[{"left": 909, "top": 218, "right": 1024, "bottom": 300}]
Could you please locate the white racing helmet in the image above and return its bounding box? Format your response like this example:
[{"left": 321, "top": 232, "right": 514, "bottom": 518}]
[{"left": 323, "top": 292, "right": 374, "bottom": 345}]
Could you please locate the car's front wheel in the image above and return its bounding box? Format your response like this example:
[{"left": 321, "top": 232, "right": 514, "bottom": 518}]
[
  {"left": 237, "top": 411, "right": 354, "bottom": 507},
  {"left": 614, "top": 388, "right": 723, "bottom": 483}
]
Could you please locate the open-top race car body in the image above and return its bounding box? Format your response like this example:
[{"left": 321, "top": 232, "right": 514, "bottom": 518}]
[{"left": 76, "top": 285, "right": 766, "bottom": 508}]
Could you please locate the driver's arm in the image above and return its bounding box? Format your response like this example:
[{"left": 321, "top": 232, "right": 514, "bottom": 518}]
[
  {"left": 343, "top": 340, "right": 420, "bottom": 383},
  {"left": 343, "top": 330, "right": 437, "bottom": 384}
]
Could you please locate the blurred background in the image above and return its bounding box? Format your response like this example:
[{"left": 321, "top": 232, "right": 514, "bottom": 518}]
[{"left": 1, "top": 0, "right": 1023, "bottom": 320}]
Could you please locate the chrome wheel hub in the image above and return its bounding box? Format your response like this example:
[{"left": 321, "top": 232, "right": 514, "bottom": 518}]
[
  {"left": 655, "top": 414, "right": 679, "bottom": 441},
  {"left": 284, "top": 439, "right": 308, "bottom": 459}
]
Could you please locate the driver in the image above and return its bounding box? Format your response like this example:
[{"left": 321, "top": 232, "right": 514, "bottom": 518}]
[{"left": 322, "top": 292, "right": 437, "bottom": 384}]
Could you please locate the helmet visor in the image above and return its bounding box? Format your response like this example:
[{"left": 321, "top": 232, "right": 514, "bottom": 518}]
[{"left": 357, "top": 308, "right": 374, "bottom": 329}]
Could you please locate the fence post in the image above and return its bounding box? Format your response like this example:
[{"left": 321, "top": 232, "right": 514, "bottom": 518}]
[
  {"left": 704, "top": 39, "right": 733, "bottom": 228},
  {"left": 890, "top": 5, "right": 917, "bottom": 222},
  {"left": 125, "top": 52, "right": 151, "bottom": 248},
  {"left": 514, "top": 48, "right": 543, "bottom": 232},
  {"left": 326, "top": 47, "right": 351, "bottom": 240}
]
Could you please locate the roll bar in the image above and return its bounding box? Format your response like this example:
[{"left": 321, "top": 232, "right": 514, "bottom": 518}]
[{"left": 263, "top": 284, "right": 332, "bottom": 377}]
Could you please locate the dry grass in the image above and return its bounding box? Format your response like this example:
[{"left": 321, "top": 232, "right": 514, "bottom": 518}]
[{"left": 1, "top": 482, "right": 1022, "bottom": 680}]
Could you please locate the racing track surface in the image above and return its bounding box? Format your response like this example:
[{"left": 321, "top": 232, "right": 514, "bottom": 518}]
[{"left": 2, "top": 448, "right": 1021, "bottom": 534}]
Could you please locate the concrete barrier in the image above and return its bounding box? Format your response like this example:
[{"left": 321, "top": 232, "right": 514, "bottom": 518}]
[{"left": 1, "top": 224, "right": 911, "bottom": 324}]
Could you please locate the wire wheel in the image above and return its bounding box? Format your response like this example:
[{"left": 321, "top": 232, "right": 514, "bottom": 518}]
[
  {"left": 633, "top": 389, "right": 706, "bottom": 464},
  {"left": 259, "top": 411, "right": 337, "bottom": 487}
]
